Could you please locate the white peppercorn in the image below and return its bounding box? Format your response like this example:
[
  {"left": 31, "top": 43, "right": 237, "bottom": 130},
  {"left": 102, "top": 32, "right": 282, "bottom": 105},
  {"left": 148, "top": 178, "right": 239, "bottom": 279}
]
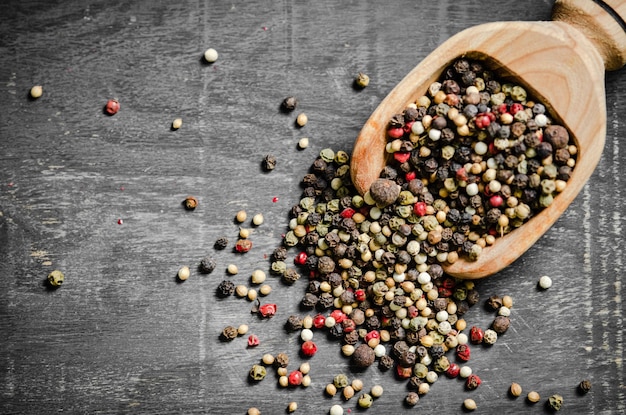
[
  {"left": 298, "top": 137, "right": 309, "bottom": 149},
  {"left": 329, "top": 404, "right": 343, "bottom": 415},
  {"left": 296, "top": 113, "right": 308, "bottom": 127},
  {"left": 252, "top": 213, "right": 264, "bottom": 226},
  {"left": 30, "top": 85, "right": 43, "bottom": 99},
  {"left": 370, "top": 384, "right": 383, "bottom": 398},
  {"left": 177, "top": 266, "right": 190, "bottom": 281},
  {"left": 172, "top": 118, "right": 183, "bottom": 130},
  {"left": 538, "top": 275, "right": 553, "bottom": 289},
  {"left": 463, "top": 398, "right": 477, "bottom": 411},
  {"left": 204, "top": 48, "right": 218, "bottom": 63}
]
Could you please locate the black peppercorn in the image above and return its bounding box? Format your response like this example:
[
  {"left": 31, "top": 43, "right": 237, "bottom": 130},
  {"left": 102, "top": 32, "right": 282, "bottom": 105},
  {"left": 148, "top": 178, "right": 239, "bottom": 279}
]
[
  {"left": 282, "top": 268, "right": 301, "bottom": 284},
  {"left": 369, "top": 178, "right": 400, "bottom": 208},
  {"left": 285, "top": 315, "right": 303, "bottom": 332},
  {"left": 379, "top": 354, "right": 394, "bottom": 371},
  {"left": 262, "top": 154, "right": 277, "bottom": 171},
  {"left": 199, "top": 256, "right": 217, "bottom": 274},
  {"left": 405, "top": 391, "right": 419, "bottom": 406},
  {"left": 281, "top": 96, "right": 297, "bottom": 112},
  {"left": 486, "top": 295, "right": 503, "bottom": 311},
  {"left": 578, "top": 379, "right": 592, "bottom": 394},
  {"left": 216, "top": 280, "right": 235, "bottom": 297},
  {"left": 221, "top": 326, "right": 238, "bottom": 341},
  {"left": 344, "top": 330, "right": 360, "bottom": 345},
  {"left": 301, "top": 293, "right": 319, "bottom": 308},
  {"left": 492, "top": 315, "right": 510, "bottom": 334},
  {"left": 213, "top": 237, "right": 228, "bottom": 250}
]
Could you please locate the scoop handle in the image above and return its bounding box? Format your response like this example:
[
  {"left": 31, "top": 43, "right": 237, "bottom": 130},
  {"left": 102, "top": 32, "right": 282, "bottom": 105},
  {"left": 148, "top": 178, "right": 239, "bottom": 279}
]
[{"left": 553, "top": 0, "right": 626, "bottom": 70}]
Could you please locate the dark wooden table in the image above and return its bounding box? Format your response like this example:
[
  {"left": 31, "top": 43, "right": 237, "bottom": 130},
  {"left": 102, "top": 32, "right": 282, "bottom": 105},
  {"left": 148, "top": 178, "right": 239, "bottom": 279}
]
[{"left": 1, "top": 1, "right": 625, "bottom": 414}]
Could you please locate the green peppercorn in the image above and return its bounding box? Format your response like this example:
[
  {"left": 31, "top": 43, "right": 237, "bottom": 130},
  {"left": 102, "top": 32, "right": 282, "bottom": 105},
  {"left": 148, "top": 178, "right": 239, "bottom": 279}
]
[
  {"left": 333, "top": 374, "right": 349, "bottom": 389},
  {"left": 357, "top": 393, "right": 373, "bottom": 408},
  {"left": 47, "top": 270, "right": 64, "bottom": 287},
  {"left": 355, "top": 72, "right": 370, "bottom": 88}
]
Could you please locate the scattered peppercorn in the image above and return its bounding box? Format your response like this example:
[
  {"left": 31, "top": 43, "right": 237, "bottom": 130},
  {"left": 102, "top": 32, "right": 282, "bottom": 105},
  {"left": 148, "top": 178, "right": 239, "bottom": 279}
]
[
  {"left": 236, "top": 210, "right": 247, "bottom": 223},
  {"left": 547, "top": 394, "right": 563, "bottom": 411},
  {"left": 463, "top": 398, "right": 477, "bottom": 411},
  {"left": 171, "top": 118, "right": 182, "bottom": 130},
  {"left": 104, "top": 99, "right": 120, "bottom": 115},
  {"left": 262, "top": 154, "right": 277, "bottom": 171},
  {"left": 405, "top": 391, "right": 420, "bottom": 406},
  {"left": 235, "top": 239, "right": 253, "bottom": 253},
  {"left": 287, "top": 401, "right": 298, "bottom": 413},
  {"left": 216, "top": 280, "right": 235, "bottom": 297},
  {"left": 538, "top": 275, "right": 553, "bottom": 289},
  {"left": 177, "top": 266, "right": 190, "bottom": 281},
  {"left": 351, "top": 344, "right": 376, "bottom": 368},
  {"left": 30, "top": 85, "right": 43, "bottom": 99},
  {"left": 281, "top": 96, "right": 298, "bottom": 112},
  {"left": 527, "top": 391, "right": 541, "bottom": 403},
  {"left": 47, "top": 270, "right": 64, "bottom": 287},
  {"left": 183, "top": 196, "right": 198, "bottom": 210},
  {"left": 203, "top": 47, "right": 218, "bottom": 63},
  {"left": 578, "top": 379, "right": 592, "bottom": 394},
  {"left": 509, "top": 382, "right": 523, "bottom": 397},
  {"left": 296, "top": 113, "right": 308, "bottom": 127},
  {"left": 298, "top": 137, "right": 309, "bottom": 149},
  {"left": 221, "top": 326, "right": 238, "bottom": 341},
  {"left": 355, "top": 72, "right": 370, "bottom": 88},
  {"left": 249, "top": 364, "right": 267, "bottom": 381},
  {"left": 214, "top": 236, "right": 229, "bottom": 250},
  {"left": 199, "top": 256, "right": 216, "bottom": 274}
]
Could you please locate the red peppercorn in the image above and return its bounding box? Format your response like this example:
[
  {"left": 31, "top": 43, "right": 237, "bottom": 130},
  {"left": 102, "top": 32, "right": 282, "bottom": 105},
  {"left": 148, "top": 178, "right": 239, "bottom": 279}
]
[
  {"left": 288, "top": 370, "right": 303, "bottom": 386},
  {"left": 446, "top": 363, "right": 460, "bottom": 378},
  {"left": 387, "top": 127, "right": 404, "bottom": 139},
  {"left": 407, "top": 305, "right": 419, "bottom": 318},
  {"left": 490, "top": 195, "right": 504, "bottom": 207},
  {"left": 396, "top": 365, "right": 412, "bottom": 379},
  {"left": 497, "top": 103, "right": 509, "bottom": 114},
  {"left": 470, "top": 326, "right": 484, "bottom": 344},
  {"left": 475, "top": 114, "right": 491, "bottom": 129},
  {"left": 294, "top": 251, "right": 308, "bottom": 266},
  {"left": 235, "top": 239, "right": 253, "bottom": 253},
  {"left": 330, "top": 309, "right": 346, "bottom": 324},
  {"left": 456, "top": 167, "right": 468, "bottom": 181},
  {"left": 247, "top": 334, "right": 260, "bottom": 347},
  {"left": 456, "top": 344, "right": 471, "bottom": 361},
  {"left": 442, "top": 277, "right": 456, "bottom": 290},
  {"left": 413, "top": 201, "right": 427, "bottom": 216},
  {"left": 365, "top": 330, "right": 380, "bottom": 343},
  {"left": 405, "top": 171, "right": 416, "bottom": 182},
  {"left": 258, "top": 303, "right": 277, "bottom": 318},
  {"left": 355, "top": 289, "right": 366, "bottom": 302},
  {"left": 301, "top": 340, "right": 318, "bottom": 357},
  {"left": 465, "top": 374, "right": 482, "bottom": 390},
  {"left": 342, "top": 318, "right": 356, "bottom": 333},
  {"left": 313, "top": 314, "right": 326, "bottom": 329},
  {"left": 438, "top": 287, "right": 453, "bottom": 298},
  {"left": 340, "top": 208, "right": 355, "bottom": 218},
  {"left": 105, "top": 99, "right": 120, "bottom": 115},
  {"left": 403, "top": 121, "right": 414, "bottom": 133},
  {"left": 510, "top": 103, "right": 524, "bottom": 115},
  {"left": 393, "top": 152, "right": 410, "bottom": 164}
]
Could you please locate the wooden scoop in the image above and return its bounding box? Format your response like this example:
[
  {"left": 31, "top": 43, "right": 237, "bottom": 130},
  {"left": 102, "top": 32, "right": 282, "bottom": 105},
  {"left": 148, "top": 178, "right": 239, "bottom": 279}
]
[{"left": 350, "top": 0, "right": 626, "bottom": 279}]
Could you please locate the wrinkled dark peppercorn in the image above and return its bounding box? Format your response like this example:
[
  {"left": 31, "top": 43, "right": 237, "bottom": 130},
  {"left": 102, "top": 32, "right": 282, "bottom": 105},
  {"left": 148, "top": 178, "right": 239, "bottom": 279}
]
[
  {"left": 199, "top": 256, "right": 217, "bottom": 274},
  {"left": 285, "top": 315, "right": 303, "bottom": 332},
  {"left": 274, "top": 353, "right": 289, "bottom": 368},
  {"left": 213, "top": 237, "right": 229, "bottom": 250},
  {"left": 281, "top": 96, "right": 297, "bottom": 112},
  {"left": 282, "top": 268, "right": 301, "bottom": 284},
  {"left": 369, "top": 178, "right": 400, "bottom": 207},
  {"left": 216, "top": 280, "right": 235, "bottom": 297},
  {"left": 578, "top": 379, "right": 592, "bottom": 394},
  {"left": 221, "top": 326, "right": 238, "bottom": 341},
  {"left": 492, "top": 315, "right": 510, "bottom": 334},
  {"left": 262, "top": 154, "right": 277, "bottom": 171}
]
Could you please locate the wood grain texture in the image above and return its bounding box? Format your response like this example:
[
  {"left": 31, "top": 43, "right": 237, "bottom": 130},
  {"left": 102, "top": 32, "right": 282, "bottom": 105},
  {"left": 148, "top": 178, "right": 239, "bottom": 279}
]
[{"left": 0, "top": 1, "right": 624, "bottom": 414}]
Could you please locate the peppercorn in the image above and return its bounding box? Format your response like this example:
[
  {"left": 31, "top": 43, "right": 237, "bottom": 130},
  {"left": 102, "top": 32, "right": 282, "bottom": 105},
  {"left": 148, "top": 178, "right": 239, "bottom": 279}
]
[
  {"left": 47, "top": 270, "right": 65, "bottom": 287},
  {"left": 198, "top": 256, "right": 216, "bottom": 274},
  {"left": 177, "top": 266, "right": 190, "bottom": 281},
  {"left": 216, "top": 280, "right": 235, "bottom": 297},
  {"left": 578, "top": 379, "right": 592, "bottom": 394},
  {"left": 203, "top": 48, "right": 218, "bottom": 63},
  {"left": 465, "top": 374, "right": 482, "bottom": 390},
  {"left": 235, "top": 239, "right": 253, "bottom": 253},
  {"left": 492, "top": 315, "right": 510, "bottom": 334},
  {"left": 296, "top": 113, "right": 308, "bottom": 127},
  {"left": 357, "top": 393, "right": 373, "bottom": 408},
  {"left": 249, "top": 364, "right": 267, "bottom": 381},
  {"left": 369, "top": 178, "right": 400, "bottom": 208},
  {"left": 538, "top": 275, "right": 553, "bottom": 289},
  {"left": 30, "top": 85, "right": 43, "bottom": 99},
  {"left": 333, "top": 374, "right": 349, "bottom": 389},
  {"left": 262, "top": 154, "right": 277, "bottom": 171},
  {"left": 213, "top": 237, "right": 228, "bottom": 250},
  {"left": 405, "top": 391, "right": 419, "bottom": 406},
  {"left": 281, "top": 96, "right": 298, "bottom": 112},
  {"left": 351, "top": 344, "right": 375, "bottom": 368},
  {"left": 355, "top": 72, "right": 370, "bottom": 89},
  {"left": 463, "top": 398, "right": 477, "bottom": 411},
  {"left": 247, "top": 408, "right": 260, "bottom": 415},
  {"left": 171, "top": 118, "right": 182, "bottom": 130},
  {"left": 221, "top": 326, "right": 238, "bottom": 341},
  {"left": 547, "top": 394, "right": 563, "bottom": 411},
  {"left": 527, "top": 391, "right": 541, "bottom": 403},
  {"left": 509, "top": 382, "right": 523, "bottom": 397},
  {"left": 301, "top": 340, "right": 318, "bottom": 357},
  {"left": 105, "top": 99, "right": 119, "bottom": 115},
  {"left": 183, "top": 196, "right": 198, "bottom": 210},
  {"left": 274, "top": 353, "right": 289, "bottom": 368}
]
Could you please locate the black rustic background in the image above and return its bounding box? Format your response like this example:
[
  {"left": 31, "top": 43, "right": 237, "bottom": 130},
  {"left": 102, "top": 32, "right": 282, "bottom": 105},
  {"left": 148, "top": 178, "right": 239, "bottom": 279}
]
[{"left": 0, "top": 1, "right": 624, "bottom": 414}]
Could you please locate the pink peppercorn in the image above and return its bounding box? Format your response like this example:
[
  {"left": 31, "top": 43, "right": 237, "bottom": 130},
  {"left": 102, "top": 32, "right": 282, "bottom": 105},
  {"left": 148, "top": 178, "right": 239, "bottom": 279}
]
[
  {"left": 393, "top": 152, "right": 410, "bottom": 164},
  {"left": 342, "top": 318, "right": 356, "bottom": 333},
  {"left": 340, "top": 207, "right": 355, "bottom": 218},
  {"left": 355, "top": 289, "right": 366, "bottom": 302},
  {"left": 405, "top": 171, "right": 416, "bottom": 182},
  {"left": 235, "top": 239, "right": 253, "bottom": 253},
  {"left": 456, "top": 167, "right": 468, "bottom": 181},
  {"left": 387, "top": 127, "right": 404, "bottom": 139},
  {"left": 301, "top": 340, "right": 317, "bottom": 357},
  {"left": 365, "top": 330, "right": 380, "bottom": 343},
  {"left": 475, "top": 114, "right": 491, "bottom": 129},
  {"left": 490, "top": 195, "right": 504, "bottom": 207},
  {"left": 403, "top": 121, "right": 414, "bottom": 133},
  {"left": 470, "top": 326, "right": 484, "bottom": 344},
  {"left": 247, "top": 334, "right": 260, "bottom": 347},
  {"left": 408, "top": 305, "right": 419, "bottom": 318},
  {"left": 413, "top": 201, "right": 427, "bottom": 216},
  {"left": 466, "top": 374, "right": 482, "bottom": 390},
  {"left": 258, "top": 303, "right": 277, "bottom": 318},
  {"left": 330, "top": 309, "right": 346, "bottom": 324},
  {"left": 457, "top": 344, "right": 471, "bottom": 361},
  {"left": 294, "top": 251, "right": 308, "bottom": 266},
  {"left": 438, "top": 286, "right": 453, "bottom": 298},
  {"left": 313, "top": 314, "right": 326, "bottom": 329},
  {"left": 510, "top": 103, "right": 524, "bottom": 115},
  {"left": 446, "top": 363, "right": 460, "bottom": 378},
  {"left": 288, "top": 370, "right": 303, "bottom": 386},
  {"left": 105, "top": 99, "right": 120, "bottom": 115}
]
